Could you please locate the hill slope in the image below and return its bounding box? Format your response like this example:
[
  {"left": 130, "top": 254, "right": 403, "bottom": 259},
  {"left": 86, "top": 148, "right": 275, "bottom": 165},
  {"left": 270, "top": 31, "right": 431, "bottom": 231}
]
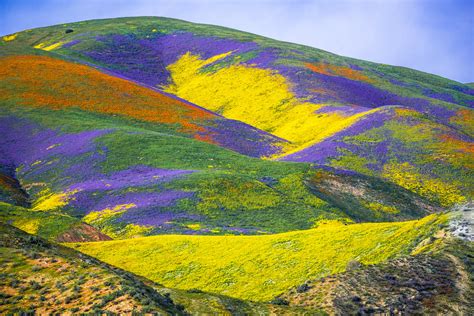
[
  {"left": 70, "top": 213, "right": 448, "bottom": 301},
  {"left": 1, "top": 16, "right": 472, "bottom": 215},
  {"left": 0, "top": 223, "right": 309, "bottom": 314},
  {"left": 0, "top": 223, "right": 184, "bottom": 314},
  {"left": 279, "top": 237, "right": 473, "bottom": 314},
  {"left": 0, "top": 16, "right": 472, "bottom": 315}
]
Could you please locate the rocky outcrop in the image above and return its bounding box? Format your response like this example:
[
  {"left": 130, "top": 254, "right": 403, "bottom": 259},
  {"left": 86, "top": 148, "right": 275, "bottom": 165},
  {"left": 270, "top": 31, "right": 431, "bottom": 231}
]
[{"left": 56, "top": 223, "right": 112, "bottom": 243}]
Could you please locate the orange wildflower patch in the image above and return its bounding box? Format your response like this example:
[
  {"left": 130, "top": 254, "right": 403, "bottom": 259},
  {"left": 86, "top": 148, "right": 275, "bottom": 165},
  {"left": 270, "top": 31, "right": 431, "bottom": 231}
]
[
  {"left": 439, "top": 134, "right": 474, "bottom": 154},
  {"left": 194, "top": 133, "right": 216, "bottom": 144},
  {"left": 306, "top": 62, "right": 373, "bottom": 83},
  {"left": 450, "top": 109, "right": 474, "bottom": 130},
  {"left": 0, "top": 55, "right": 215, "bottom": 136}
]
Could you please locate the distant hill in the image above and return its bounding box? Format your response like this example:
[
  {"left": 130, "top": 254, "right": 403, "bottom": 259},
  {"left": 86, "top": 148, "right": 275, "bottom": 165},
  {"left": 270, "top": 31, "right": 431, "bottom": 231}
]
[{"left": 1, "top": 17, "right": 472, "bottom": 238}]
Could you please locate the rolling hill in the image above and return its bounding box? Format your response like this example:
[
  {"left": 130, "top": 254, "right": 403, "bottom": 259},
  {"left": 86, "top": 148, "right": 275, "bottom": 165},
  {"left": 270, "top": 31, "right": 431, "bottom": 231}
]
[
  {"left": 1, "top": 17, "right": 472, "bottom": 238},
  {"left": 0, "top": 16, "right": 473, "bottom": 314},
  {"left": 69, "top": 213, "right": 448, "bottom": 301}
]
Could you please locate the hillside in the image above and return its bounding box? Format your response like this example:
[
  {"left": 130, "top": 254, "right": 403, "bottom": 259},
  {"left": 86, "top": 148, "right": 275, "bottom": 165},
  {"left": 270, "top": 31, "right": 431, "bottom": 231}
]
[
  {"left": 69, "top": 213, "right": 448, "bottom": 301},
  {"left": 0, "top": 17, "right": 472, "bottom": 239},
  {"left": 0, "top": 223, "right": 184, "bottom": 314},
  {"left": 0, "top": 16, "right": 473, "bottom": 314},
  {"left": 279, "top": 237, "right": 473, "bottom": 314},
  {"left": 0, "top": 223, "right": 309, "bottom": 314}
]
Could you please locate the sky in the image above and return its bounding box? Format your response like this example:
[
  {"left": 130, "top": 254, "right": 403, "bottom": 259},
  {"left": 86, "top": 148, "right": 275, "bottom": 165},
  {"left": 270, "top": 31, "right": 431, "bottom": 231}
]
[{"left": 1, "top": 0, "right": 473, "bottom": 83}]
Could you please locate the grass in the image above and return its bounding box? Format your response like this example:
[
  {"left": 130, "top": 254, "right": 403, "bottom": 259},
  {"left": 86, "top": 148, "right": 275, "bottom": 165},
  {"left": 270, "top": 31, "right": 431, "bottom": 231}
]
[
  {"left": 0, "top": 202, "right": 78, "bottom": 240},
  {"left": 69, "top": 213, "right": 449, "bottom": 301}
]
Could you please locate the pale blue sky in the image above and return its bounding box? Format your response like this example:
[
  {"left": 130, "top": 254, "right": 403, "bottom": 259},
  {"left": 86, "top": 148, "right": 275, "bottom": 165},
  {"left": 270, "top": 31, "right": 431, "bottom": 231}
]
[{"left": 1, "top": 0, "right": 473, "bottom": 82}]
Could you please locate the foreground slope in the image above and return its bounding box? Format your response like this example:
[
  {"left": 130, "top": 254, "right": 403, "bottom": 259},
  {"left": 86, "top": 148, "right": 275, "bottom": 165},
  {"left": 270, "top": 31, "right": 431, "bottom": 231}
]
[
  {"left": 280, "top": 237, "right": 473, "bottom": 314},
  {"left": 70, "top": 213, "right": 448, "bottom": 301},
  {"left": 0, "top": 223, "right": 184, "bottom": 314},
  {"left": 0, "top": 223, "right": 310, "bottom": 314}
]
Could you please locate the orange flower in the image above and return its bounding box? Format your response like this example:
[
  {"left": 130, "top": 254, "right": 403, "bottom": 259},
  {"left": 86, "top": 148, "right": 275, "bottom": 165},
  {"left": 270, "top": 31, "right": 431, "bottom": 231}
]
[
  {"left": 305, "top": 62, "right": 374, "bottom": 83},
  {"left": 0, "top": 55, "right": 214, "bottom": 136}
]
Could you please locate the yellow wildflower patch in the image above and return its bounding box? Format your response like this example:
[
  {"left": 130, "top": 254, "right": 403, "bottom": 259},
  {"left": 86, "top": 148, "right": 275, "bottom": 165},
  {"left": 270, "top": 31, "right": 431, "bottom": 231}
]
[
  {"left": 32, "top": 189, "right": 80, "bottom": 211},
  {"left": 83, "top": 204, "right": 136, "bottom": 224},
  {"left": 383, "top": 161, "right": 466, "bottom": 207},
  {"left": 70, "top": 213, "right": 448, "bottom": 301},
  {"left": 164, "top": 51, "right": 378, "bottom": 155},
  {"left": 2, "top": 33, "right": 17, "bottom": 41},
  {"left": 34, "top": 41, "right": 65, "bottom": 51},
  {"left": 186, "top": 223, "right": 201, "bottom": 230},
  {"left": 31, "top": 160, "right": 42, "bottom": 166},
  {"left": 14, "top": 219, "right": 41, "bottom": 235}
]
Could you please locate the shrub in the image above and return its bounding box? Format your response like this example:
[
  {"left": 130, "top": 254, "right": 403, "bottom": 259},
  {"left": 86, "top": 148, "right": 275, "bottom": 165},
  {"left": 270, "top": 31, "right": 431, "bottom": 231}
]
[
  {"left": 29, "top": 280, "right": 42, "bottom": 290},
  {"left": 9, "top": 279, "right": 19, "bottom": 288},
  {"left": 296, "top": 283, "right": 311, "bottom": 293},
  {"left": 346, "top": 260, "right": 363, "bottom": 271},
  {"left": 270, "top": 297, "right": 289, "bottom": 305},
  {"left": 188, "top": 288, "right": 203, "bottom": 293}
]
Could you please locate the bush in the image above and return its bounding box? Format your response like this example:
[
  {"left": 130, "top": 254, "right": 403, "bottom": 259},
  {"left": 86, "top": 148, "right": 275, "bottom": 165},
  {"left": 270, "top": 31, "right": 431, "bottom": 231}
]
[
  {"left": 9, "top": 279, "right": 19, "bottom": 288},
  {"left": 29, "top": 280, "right": 42, "bottom": 290},
  {"left": 270, "top": 297, "right": 289, "bottom": 306},
  {"left": 346, "top": 260, "right": 363, "bottom": 271},
  {"left": 296, "top": 283, "right": 311, "bottom": 293},
  {"left": 31, "top": 265, "right": 42, "bottom": 272},
  {"left": 188, "top": 288, "right": 203, "bottom": 293},
  {"left": 55, "top": 281, "right": 65, "bottom": 291}
]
